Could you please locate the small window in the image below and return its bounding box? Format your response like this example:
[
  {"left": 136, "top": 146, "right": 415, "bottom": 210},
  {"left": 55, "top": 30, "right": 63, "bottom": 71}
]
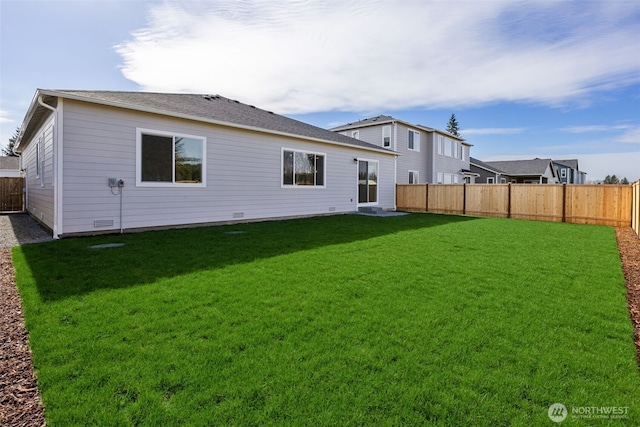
[
  {"left": 282, "top": 149, "right": 325, "bottom": 187},
  {"left": 351, "top": 130, "right": 360, "bottom": 140},
  {"left": 454, "top": 142, "right": 459, "bottom": 158},
  {"left": 461, "top": 145, "right": 466, "bottom": 161},
  {"left": 438, "top": 136, "right": 444, "bottom": 155},
  {"left": 137, "top": 129, "right": 205, "bottom": 186},
  {"left": 409, "top": 170, "right": 419, "bottom": 184},
  {"left": 500, "top": 178, "right": 506, "bottom": 183},
  {"left": 487, "top": 177, "right": 495, "bottom": 184},
  {"left": 561, "top": 169, "right": 567, "bottom": 178},
  {"left": 437, "top": 172, "right": 444, "bottom": 184},
  {"left": 408, "top": 129, "right": 420, "bottom": 151},
  {"left": 382, "top": 126, "right": 391, "bottom": 147}
]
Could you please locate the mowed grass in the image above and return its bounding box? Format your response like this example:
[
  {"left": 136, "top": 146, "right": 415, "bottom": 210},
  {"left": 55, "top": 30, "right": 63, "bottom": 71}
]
[{"left": 13, "top": 214, "right": 640, "bottom": 426}]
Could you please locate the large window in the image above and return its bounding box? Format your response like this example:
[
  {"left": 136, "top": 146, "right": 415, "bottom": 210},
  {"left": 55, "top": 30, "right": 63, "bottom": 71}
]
[
  {"left": 137, "top": 129, "right": 205, "bottom": 186},
  {"left": 282, "top": 149, "right": 325, "bottom": 187},
  {"left": 409, "top": 170, "right": 419, "bottom": 184},
  {"left": 408, "top": 129, "right": 420, "bottom": 151}
]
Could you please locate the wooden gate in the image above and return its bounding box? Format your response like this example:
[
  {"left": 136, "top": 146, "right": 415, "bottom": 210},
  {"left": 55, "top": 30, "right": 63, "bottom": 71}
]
[{"left": 0, "top": 177, "right": 25, "bottom": 212}]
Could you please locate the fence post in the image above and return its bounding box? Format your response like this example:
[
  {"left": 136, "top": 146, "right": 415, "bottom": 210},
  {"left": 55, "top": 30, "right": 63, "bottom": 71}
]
[
  {"left": 507, "top": 183, "right": 512, "bottom": 218},
  {"left": 562, "top": 183, "right": 567, "bottom": 223},
  {"left": 425, "top": 183, "right": 429, "bottom": 213},
  {"left": 463, "top": 183, "right": 466, "bottom": 215}
]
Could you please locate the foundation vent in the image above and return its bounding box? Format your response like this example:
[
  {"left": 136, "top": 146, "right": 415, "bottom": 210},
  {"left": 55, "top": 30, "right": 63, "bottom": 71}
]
[
  {"left": 232, "top": 212, "right": 244, "bottom": 219},
  {"left": 94, "top": 219, "right": 114, "bottom": 228}
]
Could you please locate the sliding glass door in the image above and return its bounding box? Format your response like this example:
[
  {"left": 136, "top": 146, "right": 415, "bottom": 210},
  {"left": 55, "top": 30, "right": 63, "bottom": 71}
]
[{"left": 358, "top": 160, "right": 378, "bottom": 204}]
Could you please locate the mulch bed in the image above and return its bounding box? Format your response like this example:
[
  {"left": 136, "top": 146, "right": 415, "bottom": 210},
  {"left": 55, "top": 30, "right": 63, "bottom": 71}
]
[
  {"left": 1, "top": 228, "right": 639, "bottom": 426},
  {"left": 616, "top": 227, "right": 640, "bottom": 364},
  {"left": 0, "top": 248, "right": 45, "bottom": 427}
]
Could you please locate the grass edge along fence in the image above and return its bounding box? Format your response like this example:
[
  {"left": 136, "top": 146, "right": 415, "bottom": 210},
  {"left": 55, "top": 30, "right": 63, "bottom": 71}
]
[{"left": 397, "top": 182, "right": 639, "bottom": 230}]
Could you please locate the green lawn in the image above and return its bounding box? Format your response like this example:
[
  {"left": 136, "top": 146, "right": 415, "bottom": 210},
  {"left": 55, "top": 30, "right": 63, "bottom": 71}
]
[{"left": 13, "top": 214, "right": 640, "bottom": 426}]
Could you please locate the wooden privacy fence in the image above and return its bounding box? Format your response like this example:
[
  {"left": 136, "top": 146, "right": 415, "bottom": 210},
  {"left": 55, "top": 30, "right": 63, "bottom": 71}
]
[
  {"left": 397, "top": 183, "right": 636, "bottom": 228},
  {"left": 0, "top": 177, "right": 25, "bottom": 212},
  {"left": 633, "top": 181, "right": 640, "bottom": 237}
]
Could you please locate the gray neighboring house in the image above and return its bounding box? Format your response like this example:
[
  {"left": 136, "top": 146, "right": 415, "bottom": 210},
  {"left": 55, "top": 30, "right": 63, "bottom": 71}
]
[
  {"left": 469, "top": 157, "right": 507, "bottom": 184},
  {"left": 0, "top": 156, "right": 21, "bottom": 177},
  {"left": 14, "top": 89, "right": 397, "bottom": 238},
  {"left": 477, "top": 158, "right": 560, "bottom": 184},
  {"left": 553, "top": 159, "right": 587, "bottom": 184},
  {"left": 331, "top": 115, "right": 475, "bottom": 184}
]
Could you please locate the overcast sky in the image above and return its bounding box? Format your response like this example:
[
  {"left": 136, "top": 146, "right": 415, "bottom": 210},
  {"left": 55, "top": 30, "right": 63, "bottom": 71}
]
[{"left": 1, "top": 0, "right": 639, "bottom": 181}]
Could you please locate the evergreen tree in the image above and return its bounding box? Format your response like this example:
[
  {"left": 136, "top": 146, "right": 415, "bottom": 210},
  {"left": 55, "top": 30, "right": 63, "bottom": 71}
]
[
  {"left": 621, "top": 177, "right": 629, "bottom": 185},
  {"left": 2, "top": 128, "right": 20, "bottom": 157},
  {"left": 446, "top": 113, "right": 460, "bottom": 137}
]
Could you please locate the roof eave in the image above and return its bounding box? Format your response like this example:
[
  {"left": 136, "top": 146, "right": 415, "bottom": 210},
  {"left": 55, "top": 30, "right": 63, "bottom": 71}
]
[{"left": 29, "top": 90, "right": 396, "bottom": 156}]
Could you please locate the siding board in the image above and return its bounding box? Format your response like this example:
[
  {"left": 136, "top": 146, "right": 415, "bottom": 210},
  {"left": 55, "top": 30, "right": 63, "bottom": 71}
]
[{"left": 59, "top": 100, "right": 395, "bottom": 235}]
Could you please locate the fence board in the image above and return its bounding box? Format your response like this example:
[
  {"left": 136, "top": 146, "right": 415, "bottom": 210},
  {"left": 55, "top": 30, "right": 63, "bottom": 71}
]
[
  {"left": 632, "top": 181, "right": 639, "bottom": 237},
  {"left": 464, "top": 184, "right": 509, "bottom": 218},
  {"left": 396, "top": 183, "right": 634, "bottom": 228},
  {"left": 427, "top": 184, "right": 464, "bottom": 214},
  {"left": 0, "top": 177, "right": 24, "bottom": 212}
]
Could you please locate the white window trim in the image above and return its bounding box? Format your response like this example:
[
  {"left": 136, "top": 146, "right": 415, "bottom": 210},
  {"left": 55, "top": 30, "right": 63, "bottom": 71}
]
[
  {"left": 281, "top": 147, "right": 327, "bottom": 188},
  {"left": 438, "top": 136, "right": 444, "bottom": 155},
  {"left": 351, "top": 130, "right": 360, "bottom": 140},
  {"left": 408, "top": 170, "right": 419, "bottom": 184},
  {"left": 356, "top": 158, "right": 379, "bottom": 206},
  {"left": 437, "top": 172, "right": 444, "bottom": 184},
  {"left": 487, "top": 177, "right": 495, "bottom": 184},
  {"left": 382, "top": 125, "right": 391, "bottom": 148},
  {"left": 408, "top": 129, "right": 420, "bottom": 152},
  {"left": 136, "top": 128, "right": 207, "bottom": 188}
]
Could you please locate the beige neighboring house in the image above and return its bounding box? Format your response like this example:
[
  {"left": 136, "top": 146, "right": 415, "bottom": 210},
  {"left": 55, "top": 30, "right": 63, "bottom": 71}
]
[{"left": 0, "top": 156, "right": 21, "bottom": 177}]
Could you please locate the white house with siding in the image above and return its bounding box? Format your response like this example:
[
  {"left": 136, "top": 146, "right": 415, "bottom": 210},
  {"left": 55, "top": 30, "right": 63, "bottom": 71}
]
[
  {"left": 331, "top": 115, "right": 475, "bottom": 184},
  {"left": 14, "top": 90, "right": 397, "bottom": 238}
]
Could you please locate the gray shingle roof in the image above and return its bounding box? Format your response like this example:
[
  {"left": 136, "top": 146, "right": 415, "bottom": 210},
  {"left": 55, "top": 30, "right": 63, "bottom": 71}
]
[
  {"left": 35, "top": 90, "right": 394, "bottom": 154},
  {"left": 553, "top": 159, "right": 579, "bottom": 169},
  {"left": 483, "top": 158, "right": 553, "bottom": 176},
  {"left": 330, "top": 114, "right": 466, "bottom": 142},
  {"left": 470, "top": 157, "right": 505, "bottom": 174}
]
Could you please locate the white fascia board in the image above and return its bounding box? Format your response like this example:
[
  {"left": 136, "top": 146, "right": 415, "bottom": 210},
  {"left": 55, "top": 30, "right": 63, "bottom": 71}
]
[
  {"left": 13, "top": 90, "right": 45, "bottom": 152},
  {"left": 39, "top": 89, "right": 396, "bottom": 157}
]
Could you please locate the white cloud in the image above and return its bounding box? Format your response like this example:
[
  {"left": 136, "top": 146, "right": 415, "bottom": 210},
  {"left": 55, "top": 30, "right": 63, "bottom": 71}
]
[
  {"left": 560, "top": 124, "right": 640, "bottom": 144},
  {"left": 0, "top": 110, "right": 14, "bottom": 124},
  {"left": 115, "top": 0, "right": 640, "bottom": 114},
  {"left": 462, "top": 127, "right": 527, "bottom": 136}
]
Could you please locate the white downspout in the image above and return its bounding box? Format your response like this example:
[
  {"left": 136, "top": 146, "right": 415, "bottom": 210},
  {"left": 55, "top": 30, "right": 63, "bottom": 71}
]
[{"left": 37, "top": 95, "right": 62, "bottom": 239}]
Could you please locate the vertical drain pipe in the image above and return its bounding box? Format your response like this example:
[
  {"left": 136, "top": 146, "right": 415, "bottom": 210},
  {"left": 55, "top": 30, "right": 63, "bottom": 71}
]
[{"left": 37, "top": 96, "right": 60, "bottom": 238}]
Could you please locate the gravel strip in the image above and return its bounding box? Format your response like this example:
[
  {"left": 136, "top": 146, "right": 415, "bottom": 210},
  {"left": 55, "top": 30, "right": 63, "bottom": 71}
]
[{"left": 0, "top": 214, "right": 53, "bottom": 249}]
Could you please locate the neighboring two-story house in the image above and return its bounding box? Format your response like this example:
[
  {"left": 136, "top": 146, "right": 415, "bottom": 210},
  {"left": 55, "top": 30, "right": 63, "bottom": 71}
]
[
  {"left": 553, "top": 159, "right": 587, "bottom": 184},
  {"left": 331, "top": 115, "right": 475, "bottom": 184}
]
